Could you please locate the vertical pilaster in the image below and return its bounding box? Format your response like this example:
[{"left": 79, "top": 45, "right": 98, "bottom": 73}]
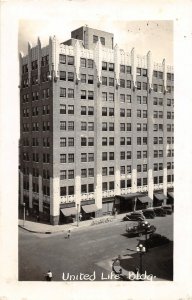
[
  {"left": 131, "top": 73, "right": 137, "bottom": 193},
  {"left": 147, "top": 87, "right": 154, "bottom": 202},
  {"left": 39, "top": 175, "right": 43, "bottom": 212},
  {"left": 27, "top": 43, "right": 32, "bottom": 84},
  {"left": 20, "top": 171, "right": 24, "bottom": 204},
  {"left": 29, "top": 173, "right": 32, "bottom": 208},
  {"left": 50, "top": 177, "right": 60, "bottom": 224},
  {"left": 19, "top": 52, "right": 23, "bottom": 86},
  {"left": 114, "top": 44, "right": 120, "bottom": 85},
  {"left": 37, "top": 37, "right": 41, "bottom": 83},
  {"left": 114, "top": 86, "right": 120, "bottom": 195},
  {"left": 131, "top": 48, "right": 137, "bottom": 87}
]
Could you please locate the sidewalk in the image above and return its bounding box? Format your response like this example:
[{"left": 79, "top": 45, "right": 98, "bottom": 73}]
[{"left": 18, "top": 213, "right": 127, "bottom": 234}]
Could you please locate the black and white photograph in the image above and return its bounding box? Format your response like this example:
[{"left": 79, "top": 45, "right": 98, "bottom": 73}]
[{"left": 1, "top": 0, "right": 192, "bottom": 299}]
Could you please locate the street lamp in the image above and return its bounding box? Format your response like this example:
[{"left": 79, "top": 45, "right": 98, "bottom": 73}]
[
  {"left": 23, "top": 202, "right": 26, "bottom": 227},
  {"left": 142, "top": 221, "right": 150, "bottom": 251},
  {"left": 136, "top": 243, "right": 146, "bottom": 275},
  {"left": 77, "top": 203, "right": 79, "bottom": 227}
]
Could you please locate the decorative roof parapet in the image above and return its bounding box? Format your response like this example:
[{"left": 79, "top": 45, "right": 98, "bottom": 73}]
[
  {"left": 94, "top": 39, "right": 103, "bottom": 83},
  {"left": 74, "top": 40, "right": 81, "bottom": 81},
  {"left": 131, "top": 48, "right": 136, "bottom": 87},
  {"left": 147, "top": 51, "right": 153, "bottom": 89}
]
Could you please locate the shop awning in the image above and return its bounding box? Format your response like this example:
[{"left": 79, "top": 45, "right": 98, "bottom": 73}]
[
  {"left": 154, "top": 193, "right": 167, "bottom": 201},
  {"left": 138, "top": 196, "right": 152, "bottom": 203},
  {"left": 82, "top": 204, "right": 98, "bottom": 213},
  {"left": 61, "top": 207, "right": 77, "bottom": 217},
  {"left": 117, "top": 193, "right": 141, "bottom": 200},
  {"left": 168, "top": 192, "right": 174, "bottom": 198}
]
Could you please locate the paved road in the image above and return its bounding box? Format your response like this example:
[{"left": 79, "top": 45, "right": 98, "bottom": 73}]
[{"left": 19, "top": 214, "right": 173, "bottom": 281}]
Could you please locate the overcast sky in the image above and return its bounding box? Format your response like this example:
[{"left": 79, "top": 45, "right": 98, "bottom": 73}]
[{"left": 19, "top": 18, "right": 173, "bottom": 66}]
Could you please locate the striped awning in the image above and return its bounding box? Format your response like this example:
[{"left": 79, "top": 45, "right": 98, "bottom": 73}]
[
  {"left": 168, "top": 192, "right": 174, "bottom": 198},
  {"left": 61, "top": 207, "right": 77, "bottom": 216},
  {"left": 154, "top": 193, "right": 167, "bottom": 201}
]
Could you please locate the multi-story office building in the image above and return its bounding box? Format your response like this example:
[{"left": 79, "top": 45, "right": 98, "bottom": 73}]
[{"left": 19, "top": 26, "right": 174, "bottom": 225}]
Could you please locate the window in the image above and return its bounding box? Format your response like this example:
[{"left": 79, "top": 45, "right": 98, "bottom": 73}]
[
  {"left": 68, "top": 153, "right": 74, "bottom": 163},
  {"left": 167, "top": 124, "right": 172, "bottom": 132},
  {"left": 68, "top": 186, "right": 74, "bottom": 195},
  {"left": 143, "top": 124, "right": 147, "bottom": 131},
  {"left": 159, "top": 98, "right": 163, "bottom": 106},
  {"left": 153, "top": 124, "right": 158, "bottom": 131},
  {"left": 109, "top": 93, "right": 114, "bottom": 102},
  {"left": 121, "top": 166, "right": 125, "bottom": 174},
  {"left": 60, "top": 186, "right": 66, "bottom": 196},
  {"left": 120, "top": 65, "right": 125, "bottom": 73},
  {"left": 159, "top": 150, "right": 163, "bottom": 157},
  {"left": 81, "top": 106, "right": 86, "bottom": 115},
  {"left": 102, "top": 167, "right": 107, "bottom": 176},
  {"left": 102, "top": 137, "right": 107, "bottom": 146},
  {"left": 60, "top": 71, "right": 66, "bottom": 81},
  {"left": 158, "top": 85, "right": 163, "bottom": 93},
  {"left": 143, "top": 164, "right": 147, "bottom": 172},
  {"left": 127, "top": 109, "right": 131, "bottom": 117},
  {"left": 109, "top": 152, "right": 114, "bottom": 160},
  {"left": 143, "top": 137, "right": 147, "bottom": 145},
  {"left": 88, "top": 75, "right": 93, "bottom": 84},
  {"left": 120, "top": 109, "right": 125, "bottom": 117},
  {"left": 80, "top": 58, "right": 86, "bottom": 68},
  {"left": 68, "top": 56, "right": 74, "bottom": 65},
  {"left": 88, "top": 59, "right": 93, "bottom": 68},
  {"left": 127, "top": 80, "right": 131, "bottom": 89},
  {"left": 88, "top": 137, "right": 94, "bottom": 146},
  {"left": 93, "top": 35, "right": 98, "bottom": 43},
  {"left": 153, "top": 84, "right": 158, "bottom": 92},
  {"left": 167, "top": 99, "right": 171, "bottom": 106},
  {"left": 109, "top": 167, "right": 114, "bottom": 175},
  {"left": 81, "top": 184, "right": 87, "bottom": 193},
  {"left": 127, "top": 123, "right": 131, "bottom": 131},
  {"left": 68, "top": 105, "right": 74, "bottom": 114},
  {"left": 109, "top": 77, "right": 114, "bottom": 86},
  {"left": 102, "top": 92, "right": 107, "bottom": 101},
  {"left": 143, "top": 110, "right": 147, "bottom": 118},
  {"left": 137, "top": 137, "right": 141, "bottom": 145},
  {"left": 121, "top": 180, "right": 125, "bottom": 188},
  {"left": 127, "top": 165, "right": 131, "bottom": 173},
  {"left": 60, "top": 170, "right": 66, "bottom": 180},
  {"left": 88, "top": 106, "right": 94, "bottom": 115},
  {"left": 100, "top": 37, "right": 105, "bottom": 45},
  {"left": 142, "top": 69, "right": 147, "bottom": 77},
  {"left": 60, "top": 121, "right": 66, "bottom": 130},
  {"left": 88, "top": 153, "right": 94, "bottom": 162},
  {"left": 153, "top": 97, "right": 158, "bottom": 105},
  {"left": 102, "top": 182, "right": 108, "bottom": 191},
  {"left": 120, "top": 137, "right": 125, "bottom": 145},
  {"left": 120, "top": 123, "right": 125, "bottom": 131},
  {"left": 127, "top": 95, "right": 131, "bottom": 103},
  {"left": 137, "top": 151, "right": 141, "bottom": 159},
  {"left": 68, "top": 138, "right": 74, "bottom": 147},
  {"left": 102, "top": 152, "right": 107, "bottom": 161},
  {"left": 159, "top": 163, "right": 163, "bottom": 171},
  {"left": 88, "top": 91, "right": 94, "bottom": 100},
  {"left": 68, "top": 121, "right": 74, "bottom": 131},
  {"left": 81, "top": 169, "right": 87, "bottom": 178},
  {"left": 60, "top": 87, "right": 66, "bottom": 97},
  {"left": 81, "top": 74, "right": 86, "bottom": 83},
  {"left": 120, "top": 94, "right": 125, "bottom": 103},
  {"left": 68, "top": 72, "right": 74, "bottom": 82},
  {"left": 137, "top": 82, "right": 141, "bottom": 90},
  {"left": 167, "top": 111, "right": 171, "bottom": 119},
  {"left": 102, "top": 77, "right": 107, "bottom": 86},
  {"left": 127, "top": 151, "right": 132, "bottom": 159},
  {"left": 60, "top": 137, "right": 66, "bottom": 147},
  {"left": 167, "top": 86, "right": 171, "bottom": 93},
  {"left": 137, "top": 68, "right": 141, "bottom": 76},
  {"left": 81, "top": 153, "right": 87, "bottom": 162},
  {"left": 109, "top": 107, "right": 114, "bottom": 116},
  {"left": 109, "top": 63, "right": 114, "bottom": 71},
  {"left": 143, "top": 82, "right": 147, "bottom": 90},
  {"left": 88, "top": 122, "right": 94, "bottom": 131},
  {"left": 137, "top": 96, "right": 141, "bottom": 104},
  {"left": 159, "top": 111, "right": 163, "bottom": 118},
  {"left": 109, "top": 122, "right": 114, "bottom": 131},
  {"left": 143, "top": 96, "right": 147, "bottom": 104},
  {"left": 60, "top": 154, "right": 66, "bottom": 163},
  {"left": 143, "top": 151, "right": 147, "bottom": 158},
  {"left": 68, "top": 170, "right": 74, "bottom": 179},
  {"left": 120, "top": 79, "right": 125, "bottom": 88},
  {"left": 102, "top": 122, "right": 107, "bottom": 131},
  {"left": 137, "top": 110, "right": 141, "bottom": 118},
  {"left": 81, "top": 90, "right": 86, "bottom": 99},
  {"left": 137, "top": 165, "right": 142, "bottom": 172},
  {"left": 167, "top": 137, "right": 172, "bottom": 144},
  {"left": 68, "top": 89, "right": 74, "bottom": 98},
  {"left": 81, "top": 137, "right": 87, "bottom": 146},
  {"left": 59, "top": 54, "right": 66, "bottom": 64},
  {"left": 159, "top": 124, "right": 163, "bottom": 131},
  {"left": 102, "top": 61, "right": 107, "bottom": 70},
  {"left": 126, "top": 66, "right": 132, "bottom": 74},
  {"left": 137, "top": 123, "right": 141, "bottom": 131},
  {"left": 120, "top": 152, "right": 125, "bottom": 160},
  {"left": 81, "top": 122, "right": 87, "bottom": 131},
  {"left": 102, "top": 107, "right": 107, "bottom": 116}
]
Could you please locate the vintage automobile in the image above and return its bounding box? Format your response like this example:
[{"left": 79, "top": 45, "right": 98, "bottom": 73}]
[
  {"left": 161, "top": 205, "right": 173, "bottom": 215},
  {"left": 142, "top": 208, "right": 156, "bottom": 219},
  {"left": 123, "top": 211, "right": 145, "bottom": 222},
  {"left": 126, "top": 221, "right": 156, "bottom": 237},
  {"left": 153, "top": 207, "right": 166, "bottom": 217}
]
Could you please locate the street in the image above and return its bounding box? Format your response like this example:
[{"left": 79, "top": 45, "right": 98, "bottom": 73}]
[{"left": 19, "top": 214, "right": 173, "bottom": 281}]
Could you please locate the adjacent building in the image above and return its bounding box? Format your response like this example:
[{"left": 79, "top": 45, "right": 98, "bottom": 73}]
[{"left": 19, "top": 26, "right": 174, "bottom": 225}]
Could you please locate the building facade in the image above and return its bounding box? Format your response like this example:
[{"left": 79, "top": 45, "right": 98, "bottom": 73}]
[{"left": 19, "top": 26, "right": 174, "bottom": 225}]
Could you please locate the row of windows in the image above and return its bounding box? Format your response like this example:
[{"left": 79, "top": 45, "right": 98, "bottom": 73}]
[
  {"left": 60, "top": 154, "right": 74, "bottom": 163},
  {"left": 60, "top": 168, "right": 95, "bottom": 179},
  {"left": 60, "top": 138, "right": 74, "bottom": 147},
  {"left": 120, "top": 151, "right": 147, "bottom": 160},
  {"left": 23, "top": 137, "right": 50, "bottom": 147},
  {"left": 81, "top": 138, "right": 94, "bottom": 147},
  {"left": 60, "top": 104, "right": 74, "bottom": 114},
  {"left": 60, "top": 121, "right": 74, "bottom": 131}
]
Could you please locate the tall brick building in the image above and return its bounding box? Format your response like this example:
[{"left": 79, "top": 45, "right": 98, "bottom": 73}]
[{"left": 19, "top": 26, "right": 174, "bottom": 225}]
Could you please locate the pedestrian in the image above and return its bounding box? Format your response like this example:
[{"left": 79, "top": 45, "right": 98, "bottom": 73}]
[
  {"left": 67, "top": 229, "right": 71, "bottom": 239},
  {"left": 79, "top": 213, "right": 82, "bottom": 221},
  {"left": 46, "top": 270, "right": 53, "bottom": 281}
]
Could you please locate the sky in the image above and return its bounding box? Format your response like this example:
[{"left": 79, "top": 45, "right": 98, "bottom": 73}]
[{"left": 19, "top": 19, "right": 173, "bottom": 65}]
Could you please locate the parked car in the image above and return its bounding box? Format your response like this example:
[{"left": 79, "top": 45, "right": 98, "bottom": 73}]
[
  {"left": 126, "top": 221, "right": 156, "bottom": 237},
  {"left": 123, "top": 211, "right": 145, "bottom": 221},
  {"left": 153, "top": 207, "right": 166, "bottom": 217},
  {"left": 161, "top": 205, "right": 173, "bottom": 215},
  {"left": 142, "top": 208, "right": 156, "bottom": 219}
]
